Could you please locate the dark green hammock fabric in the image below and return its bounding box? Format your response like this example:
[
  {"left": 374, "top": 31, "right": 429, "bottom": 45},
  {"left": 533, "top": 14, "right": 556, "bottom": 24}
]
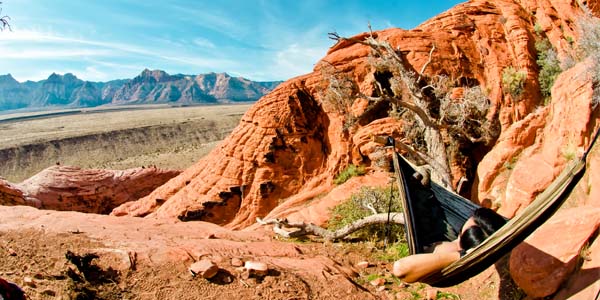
[{"left": 392, "top": 149, "right": 587, "bottom": 287}]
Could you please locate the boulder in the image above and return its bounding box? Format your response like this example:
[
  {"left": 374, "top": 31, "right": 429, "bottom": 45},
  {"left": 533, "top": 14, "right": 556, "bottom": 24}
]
[
  {"left": 0, "top": 178, "right": 31, "bottom": 206},
  {"left": 189, "top": 259, "right": 219, "bottom": 279},
  {"left": 509, "top": 206, "right": 600, "bottom": 298},
  {"left": 554, "top": 232, "right": 600, "bottom": 300},
  {"left": 8, "top": 166, "right": 180, "bottom": 214}
]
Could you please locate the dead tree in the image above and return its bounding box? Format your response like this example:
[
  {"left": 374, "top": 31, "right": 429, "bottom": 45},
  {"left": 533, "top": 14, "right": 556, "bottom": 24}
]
[
  {"left": 257, "top": 213, "right": 404, "bottom": 241},
  {"left": 325, "top": 30, "right": 499, "bottom": 189},
  {"left": 0, "top": 2, "right": 10, "bottom": 31},
  {"left": 260, "top": 29, "right": 498, "bottom": 239}
]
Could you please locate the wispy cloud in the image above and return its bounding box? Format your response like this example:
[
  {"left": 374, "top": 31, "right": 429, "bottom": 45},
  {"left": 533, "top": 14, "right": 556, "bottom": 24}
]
[
  {"left": 1, "top": 28, "right": 237, "bottom": 71},
  {"left": 2, "top": 48, "right": 111, "bottom": 59},
  {"left": 193, "top": 37, "right": 216, "bottom": 49}
]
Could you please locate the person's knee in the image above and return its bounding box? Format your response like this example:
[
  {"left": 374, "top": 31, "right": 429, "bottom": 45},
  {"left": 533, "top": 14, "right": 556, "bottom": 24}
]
[{"left": 392, "top": 259, "right": 408, "bottom": 277}]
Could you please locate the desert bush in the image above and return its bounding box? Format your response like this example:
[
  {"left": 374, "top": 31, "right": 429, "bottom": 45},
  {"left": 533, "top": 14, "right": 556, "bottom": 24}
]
[
  {"left": 333, "top": 164, "right": 366, "bottom": 185},
  {"left": 328, "top": 186, "right": 403, "bottom": 241},
  {"left": 318, "top": 63, "right": 358, "bottom": 128},
  {"left": 502, "top": 67, "right": 527, "bottom": 98},
  {"left": 535, "top": 38, "right": 562, "bottom": 102},
  {"left": 577, "top": 10, "right": 600, "bottom": 108}
]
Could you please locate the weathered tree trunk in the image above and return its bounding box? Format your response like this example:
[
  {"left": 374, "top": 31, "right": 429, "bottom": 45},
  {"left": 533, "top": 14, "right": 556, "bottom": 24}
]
[{"left": 257, "top": 213, "right": 405, "bottom": 241}]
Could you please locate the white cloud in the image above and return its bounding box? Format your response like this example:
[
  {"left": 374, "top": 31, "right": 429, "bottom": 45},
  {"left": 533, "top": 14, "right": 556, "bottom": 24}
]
[
  {"left": 192, "top": 37, "right": 216, "bottom": 49},
  {"left": 0, "top": 28, "right": 239, "bottom": 78},
  {"left": 81, "top": 66, "right": 109, "bottom": 81},
  {"left": 2, "top": 48, "right": 111, "bottom": 59}
]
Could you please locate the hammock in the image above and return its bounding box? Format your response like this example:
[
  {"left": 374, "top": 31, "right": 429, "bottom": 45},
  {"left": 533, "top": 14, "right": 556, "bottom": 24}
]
[{"left": 390, "top": 142, "right": 588, "bottom": 287}]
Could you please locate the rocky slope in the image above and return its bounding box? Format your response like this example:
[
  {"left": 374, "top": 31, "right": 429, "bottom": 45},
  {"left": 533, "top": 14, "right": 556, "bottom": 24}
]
[{"left": 0, "top": 70, "right": 281, "bottom": 110}]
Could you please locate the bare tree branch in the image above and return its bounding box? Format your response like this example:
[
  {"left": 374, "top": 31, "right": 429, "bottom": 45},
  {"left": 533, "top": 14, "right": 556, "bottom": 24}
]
[
  {"left": 417, "top": 43, "right": 436, "bottom": 83},
  {"left": 0, "top": 3, "right": 11, "bottom": 31},
  {"left": 257, "top": 213, "right": 405, "bottom": 241},
  {"left": 364, "top": 95, "right": 439, "bottom": 129}
]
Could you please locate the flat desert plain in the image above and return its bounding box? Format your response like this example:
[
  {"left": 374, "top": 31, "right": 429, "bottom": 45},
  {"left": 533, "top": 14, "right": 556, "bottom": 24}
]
[{"left": 0, "top": 104, "right": 253, "bottom": 182}]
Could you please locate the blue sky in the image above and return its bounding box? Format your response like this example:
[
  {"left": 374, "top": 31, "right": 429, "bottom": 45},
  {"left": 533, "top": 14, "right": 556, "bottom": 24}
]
[{"left": 0, "top": 0, "right": 463, "bottom": 82}]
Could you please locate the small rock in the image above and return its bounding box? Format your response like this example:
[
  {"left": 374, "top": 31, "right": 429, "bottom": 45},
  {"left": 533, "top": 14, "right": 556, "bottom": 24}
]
[
  {"left": 240, "top": 270, "right": 250, "bottom": 280},
  {"left": 377, "top": 286, "right": 387, "bottom": 292},
  {"left": 8, "top": 248, "right": 16, "bottom": 256},
  {"left": 370, "top": 277, "right": 386, "bottom": 287},
  {"left": 231, "top": 257, "right": 244, "bottom": 267},
  {"left": 189, "top": 259, "right": 219, "bottom": 279},
  {"left": 222, "top": 275, "right": 233, "bottom": 284},
  {"left": 244, "top": 261, "right": 269, "bottom": 276},
  {"left": 356, "top": 261, "right": 370, "bottom": 269},
  {"left": 205, "top": 233, "right": 217, "bottom": 239},
  {"left": 23, "top": 276, "right": 35, "bottom": 287},
  {"left": 425, "top": 288, "right": 438, "bottom": 300},
  {"left": 211, "top": 255, "right": 225, "bottom": 264},
  {"left": 338, "top": 265, "right": 358, "bottom": 278}
]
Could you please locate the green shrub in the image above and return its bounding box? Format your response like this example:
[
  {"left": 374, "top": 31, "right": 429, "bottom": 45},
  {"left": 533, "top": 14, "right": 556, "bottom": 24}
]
[
  {"left": 502, "top": 67, "right": 527, "bottom": 98},
  {"left": 333, "top": 164, "right": 366, "bottom": 185},
  {"left": 376, "top": 242, "right": 410, "bottom": 262},
  {"left": 328, "top": 186, "right": 403, "bottom": 241},
  {"left": 533, "top": 22, "right": 543, "bottom": 35},
  {"left": 535, "top": 38, "right": 562, "bottom": 101}
]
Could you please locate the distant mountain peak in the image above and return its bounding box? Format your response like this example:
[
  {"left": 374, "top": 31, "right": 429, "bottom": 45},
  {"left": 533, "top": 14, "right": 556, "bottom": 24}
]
[
  {"left": 0, "top": 69, "right": 282, "bottom": 111},
  {"left": 0, "top": 73, "right": 17, "bottom": 82}
]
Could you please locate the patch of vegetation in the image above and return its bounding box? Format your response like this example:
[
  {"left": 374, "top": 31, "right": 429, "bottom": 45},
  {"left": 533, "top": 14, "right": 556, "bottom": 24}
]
[
  {"left": 503, "top": 155, "right": 519, "bottom": 170},
  {"left": 328, "top": 186, "right": 403, "bottom": 241},
  {"left": 365, "top": 273, "right": 384, "bottom": 282},
  {"left": 502, "top": 67, "right": 527, "bottom": 99},
  {"left": 566, "top": 35, "right": 575, "bottom": 45},
  {"left": 435, "top": 291, "right": 461, "bottom": 300},
  {"left": 376, "top": 242, "right": 410, "bottom": 262},
  {"left": 333, "top": 164, "right": 367, "bottom": 185},
  {"left": 533, "top": 22, "right": 543, "bottom": 35},
  {"left": 535, "top": 38, "right": 562, "bottom": 103},
  {"left": 562, "top": 143, "right": 578, "bottom": 161}
]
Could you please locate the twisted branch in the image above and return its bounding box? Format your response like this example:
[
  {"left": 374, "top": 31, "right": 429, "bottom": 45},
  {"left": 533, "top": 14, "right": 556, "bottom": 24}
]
[{"left": 257, "top": 213, "right": 405, "bottom": 241}]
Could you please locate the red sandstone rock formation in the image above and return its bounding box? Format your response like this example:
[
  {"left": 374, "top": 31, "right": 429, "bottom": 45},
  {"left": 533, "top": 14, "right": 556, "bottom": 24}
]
[
  {"left": 509, "top": 206, "right": 600, "bottom": 298},
  {"left": 0, "top": 166, "right": 180, "bottom": 214},
  {"left": 475, "top": 59, "right": 599, "bottom": 217},
  {"left": 115, "top": 0, "right": 584, "bottom": 228},
  {"left": 0, "top": 178, "right": 29, "bottom": 206}
]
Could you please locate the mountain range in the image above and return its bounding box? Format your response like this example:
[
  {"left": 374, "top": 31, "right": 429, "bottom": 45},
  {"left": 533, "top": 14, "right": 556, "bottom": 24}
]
[{"left": 0, "top": 69, "right": 282, "bottom": 111}]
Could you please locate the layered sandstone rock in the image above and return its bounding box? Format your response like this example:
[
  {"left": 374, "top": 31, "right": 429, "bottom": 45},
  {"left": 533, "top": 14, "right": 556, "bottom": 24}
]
[
  {"left": 0, "top": 166, "right": 180, "bottom": 214},
  {"left": 0, "top": 178, "right": 29, "bottom": 206},
  {"left": 115, "top": 0, "right": 589, "bottom": 229},
  {"left": 509, "top": 206, "right": 600, "bottom": 298},
  {"left": 475, "top": 60, "right": 598, "bottom": 217}
]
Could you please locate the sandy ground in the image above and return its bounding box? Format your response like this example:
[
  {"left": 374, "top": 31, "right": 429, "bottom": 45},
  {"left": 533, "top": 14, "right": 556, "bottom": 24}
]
[
  {"left": 0, "top": 206, "right": 525, "bottom": 300},
  {"left": 0, "top": 104, "right": 251, "bottom": 182}
]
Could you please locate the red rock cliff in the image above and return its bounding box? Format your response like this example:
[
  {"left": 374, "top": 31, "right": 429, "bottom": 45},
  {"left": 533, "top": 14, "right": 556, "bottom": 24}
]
[{"left": 112, "top": 0, "right": 596, "bottom": 231}]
